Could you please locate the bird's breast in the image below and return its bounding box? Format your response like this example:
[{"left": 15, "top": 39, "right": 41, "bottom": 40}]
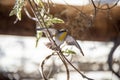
[{"left": 58, "top": 32, "right": 67, "bottom": 41}]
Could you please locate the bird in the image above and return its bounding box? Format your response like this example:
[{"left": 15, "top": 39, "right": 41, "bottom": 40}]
[{"left": 37, "top": 27, "right": 84, "bottom": 56}]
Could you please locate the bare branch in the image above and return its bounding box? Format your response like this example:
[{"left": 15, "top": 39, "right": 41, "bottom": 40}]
[
  {"left": 108, "top": 34, "right": 120, "bottom": 78},
  {"left": 91, "top": 0, "right": 120, "bottom": 10}
]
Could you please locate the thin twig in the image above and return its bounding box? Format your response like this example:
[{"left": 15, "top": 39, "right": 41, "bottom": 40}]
[
  {"left": 28, "top": 0, "right": 93, "bottom": 80},
  {"left": 41, "top": 52, "right": 70, "bottom": 80},
  {"left": 55, "top": 51, "right": 70, "bottom": 80},
  {"left": 108, "top": 34, "right": 120, "bottom": 78},
  {"left": 59, "top": 50, "right": 94, "bottom": 80},
  {"left": 28, "top": 0, "right": 44, "bottom": 28},
  {"left": 41, "top": 53, "right": 55, "bottom": 80},
  {"left": 28, "top": 1, "right": 70, "bottom": 79},
  {"left": 91, "top": 0, "right": 119, "bottom": 10},
  {"left": 28, "top": 0, "right": 53, "bottom": 43}
]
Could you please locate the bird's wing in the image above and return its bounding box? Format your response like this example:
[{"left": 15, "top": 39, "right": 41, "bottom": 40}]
[
  {"left": 36, "top": 28, "right": 57, "bottom": 36},
  {"left": 65, "top": 35, "right": 84, "bottom": 56}
]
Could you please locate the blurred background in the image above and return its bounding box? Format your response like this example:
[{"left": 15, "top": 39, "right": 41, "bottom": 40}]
[{"left": 0, "top": 0, "right": 120, "bottom": 80}]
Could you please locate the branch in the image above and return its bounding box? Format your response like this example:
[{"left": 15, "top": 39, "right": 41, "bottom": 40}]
[
  {"left": 107, "top": 34, "right": 120, "bottom": 78},
  {"left": 25, "top": 0, "right": 93, "bottom": 80},
  {"left": 91, "top": 0, "right": 120, "bottom": 10}
]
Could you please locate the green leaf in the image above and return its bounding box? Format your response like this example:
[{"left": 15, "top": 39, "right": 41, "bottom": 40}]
[
  {"left": 46, "top": 17, "right": 64, "bottom": 26},
  {"left": 34, "top": 0, "right": 44, "bottom": 7},
  {"left": 9, "top": 0, "right": 25, "bottom": 20},
  {"left": 51, "top": 17, "right": 64, "bottom": 24},
  {"left": 62, "top": 49, "right": 76, "bottom": 55},
  {"left": 35, "top": 31, "right": 43, "bottom": 47}
]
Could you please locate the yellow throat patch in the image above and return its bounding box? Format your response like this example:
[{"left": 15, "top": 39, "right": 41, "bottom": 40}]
[{"left": 58, "top": 32, "right": 67, "bottom": 41}]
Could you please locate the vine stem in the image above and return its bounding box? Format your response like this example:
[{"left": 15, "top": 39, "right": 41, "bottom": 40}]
[
  {"left": 108, "top": 34, "right": 120, "bottom": 78},
  {"left": 91, "top": 0, "right": 119, "bottom": 10},
  {"left": 58, "top": 50, "right": 94, "bottom": 80},
  {"left": 41, "top": 52, "right": 70, "bottom": 80},
  {"left": 28, "top": 0, "right": 70, "bottom": 80},
  {"left": 28, "top": 0, "right": 93, "bottom": 80}
]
